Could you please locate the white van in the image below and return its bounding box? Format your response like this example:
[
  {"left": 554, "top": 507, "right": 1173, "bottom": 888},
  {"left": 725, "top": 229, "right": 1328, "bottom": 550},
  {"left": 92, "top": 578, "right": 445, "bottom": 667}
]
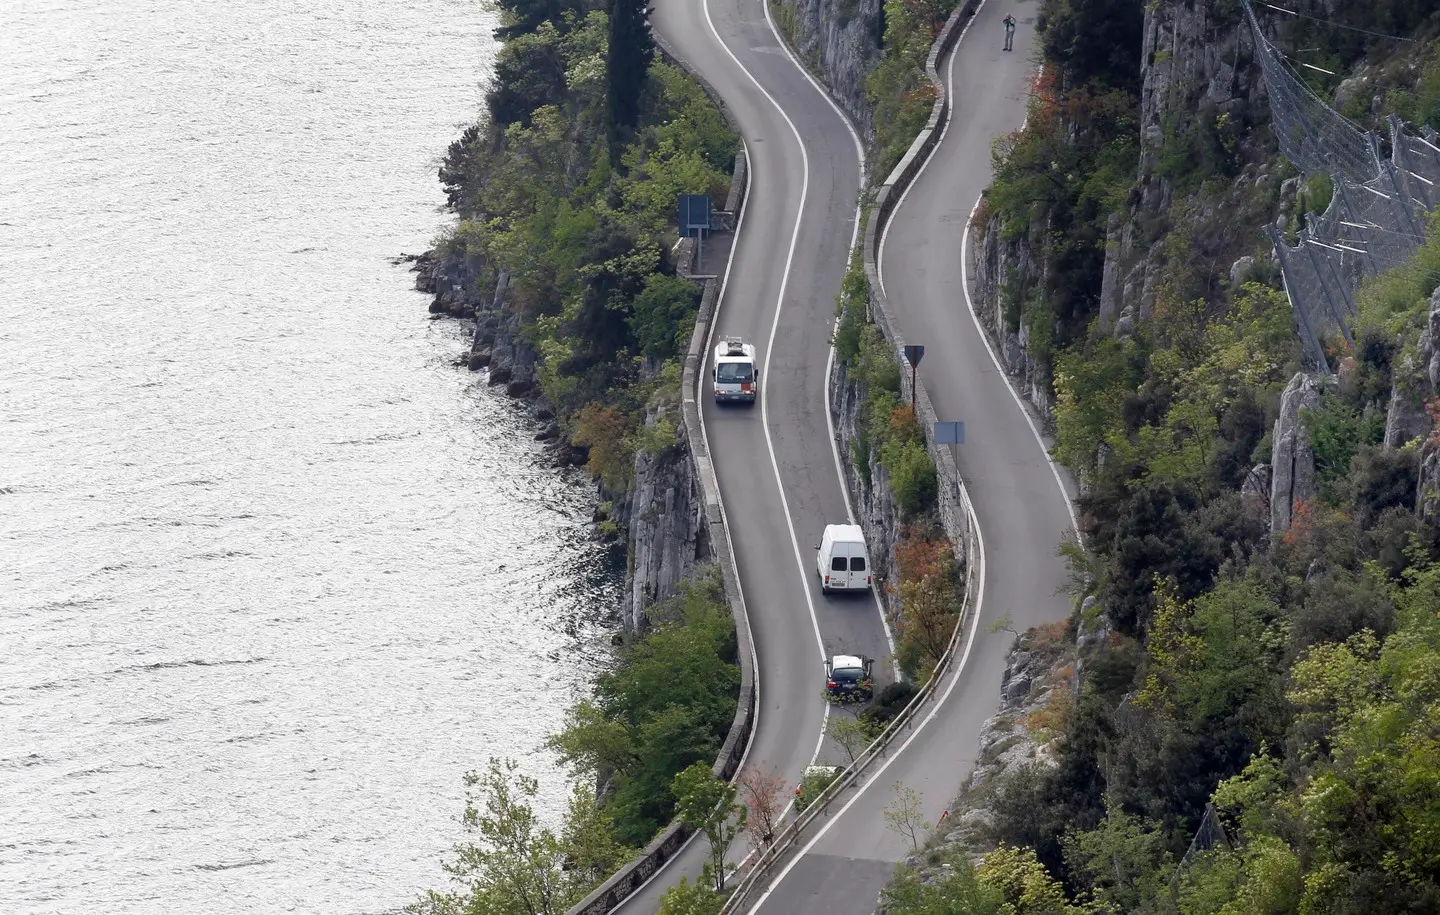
[
  {"left": 815, "top": 524, "right": 872, "bottom": 593},
  {"left": 712, "top": 336, "right": 758, "bottom": 404}
]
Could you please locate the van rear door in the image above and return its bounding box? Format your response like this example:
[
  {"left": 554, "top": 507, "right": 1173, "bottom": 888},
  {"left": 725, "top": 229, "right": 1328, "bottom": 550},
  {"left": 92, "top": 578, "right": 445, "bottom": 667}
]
[
  {"left": 844, "top": 543, "right": 869, "bottom": 589},
  {"left": 825, "top": 551, "right": 846, "bottom": 590}
]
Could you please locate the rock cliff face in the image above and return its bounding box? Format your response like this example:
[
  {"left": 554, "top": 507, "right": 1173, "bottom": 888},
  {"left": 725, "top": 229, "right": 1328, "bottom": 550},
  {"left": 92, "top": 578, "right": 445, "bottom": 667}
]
[
  {"left": 615, "top": 405, "right": 706, "bottom": 631},
  {"left": 972, "top": 2, "right": 1275, "bottom": 418},
  {"left": 1393, "top": 286, "right": 1440, "bottom": 524},
  {"left": 772, "top": 0, "right": 882, "bottom": 138},
  {"left": 1269, "top": 371, "right": 1324, "bottom": 535},
  {"left": 971, "top": 221, "right": 1052, "bottom": 419}
]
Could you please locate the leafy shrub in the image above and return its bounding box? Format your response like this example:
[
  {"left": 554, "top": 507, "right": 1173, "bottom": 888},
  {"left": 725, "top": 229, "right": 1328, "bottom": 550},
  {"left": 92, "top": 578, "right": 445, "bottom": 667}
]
[
  {"left": 888, "top": 440, "right": 938, "bottom": 517},
  {"left": 1304, "top": 399, "right": 1386, "bottom": 506},
  {"left": 863, "top": 679, "right": 920, "bottom": 729}
]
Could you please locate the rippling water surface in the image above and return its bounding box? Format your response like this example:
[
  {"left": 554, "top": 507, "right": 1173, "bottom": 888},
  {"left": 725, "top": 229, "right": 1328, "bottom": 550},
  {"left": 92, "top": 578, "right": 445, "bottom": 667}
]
[{"left": 0, "top": 2, "right": 619, "bottom": 911}]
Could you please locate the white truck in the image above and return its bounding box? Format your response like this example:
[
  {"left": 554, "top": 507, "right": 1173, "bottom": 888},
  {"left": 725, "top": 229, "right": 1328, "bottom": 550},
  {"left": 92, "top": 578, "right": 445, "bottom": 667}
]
[{"left": 712, "top": 336, "right": 759, "bottom": 404}]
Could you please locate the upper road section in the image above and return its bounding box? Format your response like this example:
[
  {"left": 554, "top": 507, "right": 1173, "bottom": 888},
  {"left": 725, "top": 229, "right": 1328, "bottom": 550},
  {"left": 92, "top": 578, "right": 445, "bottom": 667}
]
[
  {"left": 611, "top": 0, "right": 882, "bottom": 910},
  {"left": 742, "top": 0, "right": 1079, "bottom": 912}
]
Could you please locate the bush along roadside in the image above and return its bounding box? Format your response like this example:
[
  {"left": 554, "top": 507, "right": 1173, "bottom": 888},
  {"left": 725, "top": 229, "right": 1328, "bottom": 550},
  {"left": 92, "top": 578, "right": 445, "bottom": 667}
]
[
  {"left": 410, "top": 570, "right": 738, "bottom": 915},
  {"left": 864, "top": 0, "right": 959, "bottom": 179}
]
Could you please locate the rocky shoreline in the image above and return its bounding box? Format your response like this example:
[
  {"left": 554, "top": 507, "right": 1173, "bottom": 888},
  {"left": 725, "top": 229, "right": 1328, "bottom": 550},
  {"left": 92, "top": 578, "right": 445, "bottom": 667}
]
[{"left": 396, "top": 250, "right": 586, "bottom": 468}]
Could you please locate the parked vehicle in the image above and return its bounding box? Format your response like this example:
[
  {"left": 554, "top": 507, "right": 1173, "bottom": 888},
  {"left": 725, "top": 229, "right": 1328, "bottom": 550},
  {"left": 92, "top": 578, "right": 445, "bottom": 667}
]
[
  {"left": 814, "top": 523, "right": 872, "bottom": 593},
  {"left": 712, "top": 336, "right": 758, "bottom": 404},
  {"left": 795, "top": 765, "right": 842, "bottom": 812},
  {"left": 824, "top": 654, "right": 874, "bottom": 701}
]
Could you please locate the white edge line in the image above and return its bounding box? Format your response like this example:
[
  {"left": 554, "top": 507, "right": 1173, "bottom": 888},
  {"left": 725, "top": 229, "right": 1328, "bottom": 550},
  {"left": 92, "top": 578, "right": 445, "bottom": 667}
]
[
  {"left": 759, "top": 0, "right": 900, "bottom": 687},
  {"left": 748, "top": 491, "right": 988, "bottom": 911},
  {"left": 615, "top": 132, "right": 759, "bottom": 907},
  {"left": 701, "top": 0, "right": 832, "bottom": 872}
]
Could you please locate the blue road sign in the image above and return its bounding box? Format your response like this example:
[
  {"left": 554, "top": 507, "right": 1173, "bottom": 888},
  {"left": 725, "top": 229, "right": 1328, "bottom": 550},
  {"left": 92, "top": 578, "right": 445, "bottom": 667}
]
[
  {"left": 934, "top": 421, "right": 965, "bottom": 445},
  {"left": 678, "top": 194, "right": 712, "bottom": 238}
]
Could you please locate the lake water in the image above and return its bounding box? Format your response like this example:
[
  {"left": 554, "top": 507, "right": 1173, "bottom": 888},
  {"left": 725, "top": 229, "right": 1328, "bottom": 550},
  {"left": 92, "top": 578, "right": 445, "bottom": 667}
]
[{"left": 0, "top": 1, "right": 617, "bottom": 911}]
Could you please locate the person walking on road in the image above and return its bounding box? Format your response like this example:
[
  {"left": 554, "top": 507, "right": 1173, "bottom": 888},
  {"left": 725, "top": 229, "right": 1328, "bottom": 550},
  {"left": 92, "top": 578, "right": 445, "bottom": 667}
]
[{"left": 1003, "top": 13, "right": 1016, "bottom": 51}]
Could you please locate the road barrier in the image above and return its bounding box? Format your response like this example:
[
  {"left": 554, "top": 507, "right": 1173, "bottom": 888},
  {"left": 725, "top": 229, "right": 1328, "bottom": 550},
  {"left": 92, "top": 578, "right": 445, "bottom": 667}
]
[
  {"left": 716, "top": 1, "right": 986, "bottom": 911},
  {"left": 563, "top": 35, "right": 758, "bottom": 915}
]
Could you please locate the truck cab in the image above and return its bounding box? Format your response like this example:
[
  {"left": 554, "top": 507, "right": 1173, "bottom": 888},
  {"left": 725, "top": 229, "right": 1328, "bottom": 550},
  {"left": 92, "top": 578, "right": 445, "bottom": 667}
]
[{"left": 713, "top": 336, "right": 758, "bottom": 404}]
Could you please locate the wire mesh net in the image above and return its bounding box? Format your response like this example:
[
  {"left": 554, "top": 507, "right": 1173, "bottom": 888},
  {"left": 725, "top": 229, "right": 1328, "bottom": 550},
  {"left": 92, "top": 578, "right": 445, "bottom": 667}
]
[{"left": 1242, "top": 0, "right": 1439, "bottom": 372}]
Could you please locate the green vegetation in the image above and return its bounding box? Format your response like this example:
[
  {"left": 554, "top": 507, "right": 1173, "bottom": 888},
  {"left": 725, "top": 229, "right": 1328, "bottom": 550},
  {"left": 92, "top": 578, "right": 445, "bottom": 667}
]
[
  {"left": 795, "top": 766, "right": 843, "bottom": 813},
  {"left": 835, "top": 248, "right": 964, "bottom": 681},
  {"left": 657, "top": 877, "right": 725, "bottom": 915},
  {"left": 408, "top": 758, "right": 636, "bottom": 915},
  {"left": 672, "top": 762, "right": 746, "bottom": 891},
  {"left": 437, "top": 0, "right": 737, "bottom": 505},
  {"left": 835, "top": 249, "right": 936, "bottom": 517},
  {"left": 1356, "top": 210, "right": 1440, "bottom": 338},
  {"left": 548, "top": 571, "right": 739, "bottom": 846},
  {"left": 891, "top": 524, "right": 964, "bottom": 679},
  {"left": 416, "top": 571, "right": 738, "bottom": 911},
  {"left": 866, "top": 0, "right": 958, "bottom": 179},
  {"left": 877, "top": 3, "right": 1440, "bottom": 913}
]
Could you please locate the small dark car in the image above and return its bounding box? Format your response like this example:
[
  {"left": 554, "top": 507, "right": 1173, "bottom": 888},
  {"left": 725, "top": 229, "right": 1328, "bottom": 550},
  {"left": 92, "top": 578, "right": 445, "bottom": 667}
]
[{"left": 825, "top": 654, "right": 874, "bottom": 701}]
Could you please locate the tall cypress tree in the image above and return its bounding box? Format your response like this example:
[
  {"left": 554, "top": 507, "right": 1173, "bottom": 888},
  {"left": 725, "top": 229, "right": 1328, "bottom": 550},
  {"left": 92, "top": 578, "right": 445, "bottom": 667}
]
[{"left": 606, "top": 0, "right": 655, "bottom": 152}]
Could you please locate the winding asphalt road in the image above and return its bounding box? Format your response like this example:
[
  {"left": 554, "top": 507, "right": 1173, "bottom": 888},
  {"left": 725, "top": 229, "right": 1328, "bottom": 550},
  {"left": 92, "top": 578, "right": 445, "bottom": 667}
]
[
  {"left": 740, "top": 1, "right": 1079, "bottom": 912},
  {"left": 609, "top": 0, "right": 888, "bottom": 910}
]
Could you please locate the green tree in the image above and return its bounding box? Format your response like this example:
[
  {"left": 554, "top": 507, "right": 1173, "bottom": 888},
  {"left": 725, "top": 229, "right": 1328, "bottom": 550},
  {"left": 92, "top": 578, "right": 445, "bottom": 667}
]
[
  {"left": 408, "top": 758, "right": 572, "bottom": 915},
  {"left": 883, "top": 782, "right": 931, "bottom": 852},
  {"left": 559, "top": 782, "right": 637, "bottom": 888},
  {"left": 628, "top": 272, "right": 701, "bottom": 359},
  {"left": 606, "top": 0, "right": 654, "bottom": 146},
  {"left": 976, "top": 843, "right": 1081, "bottom": 914},
  {"left": 1061, "top": 803, "right": 1173, "bottom": 913},
  {"left": 825, "top": 712, "right": 879, "bottom": 765},
  {"left": 672, "top": 762, "right": 746, "bottom": 891},
  {"left": 657, "top": 876, "right": 724, "bottom": 915}
]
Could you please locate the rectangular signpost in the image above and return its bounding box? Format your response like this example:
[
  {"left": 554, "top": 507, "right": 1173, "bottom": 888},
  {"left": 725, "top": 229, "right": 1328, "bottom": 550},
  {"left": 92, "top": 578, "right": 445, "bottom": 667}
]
[
  {"left": 934, "top": 420, "right": 964, "bottom": 498},
  {"left": 678, "top": 193, "right": 712, "bottom": 269}
]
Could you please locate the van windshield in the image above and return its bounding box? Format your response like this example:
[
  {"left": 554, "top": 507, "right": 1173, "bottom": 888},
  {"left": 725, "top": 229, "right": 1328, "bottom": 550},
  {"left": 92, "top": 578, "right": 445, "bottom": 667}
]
[{"left": 716, "top": 363, "right": 754, "bottom": 384}]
